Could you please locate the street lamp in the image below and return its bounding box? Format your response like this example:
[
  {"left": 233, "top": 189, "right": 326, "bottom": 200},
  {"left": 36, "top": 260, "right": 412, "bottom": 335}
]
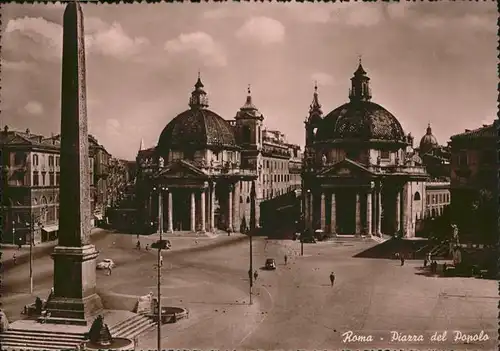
[
  {"left": 27, "top": 205, "right": 48, "bottom": 294},
  {"left": 151, "top": 184, "right": 167, "bottom": 351}
]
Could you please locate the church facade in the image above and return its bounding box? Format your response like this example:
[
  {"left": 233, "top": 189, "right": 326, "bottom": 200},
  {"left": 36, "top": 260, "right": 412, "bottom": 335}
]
[
  {"left": 135, "top": 76, "right": 301, "bottom": 234},
  {"left": 302, "top": 62, "right": 428, "bottom": 238}
]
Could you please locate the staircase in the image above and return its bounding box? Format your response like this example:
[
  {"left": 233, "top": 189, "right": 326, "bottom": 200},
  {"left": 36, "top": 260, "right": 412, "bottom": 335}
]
[
  {"left": 0, "top": 328, "right": 86, "bottom": 350},
  {"left": 108, "top": 313, "right": 156, "bottom": 339}
]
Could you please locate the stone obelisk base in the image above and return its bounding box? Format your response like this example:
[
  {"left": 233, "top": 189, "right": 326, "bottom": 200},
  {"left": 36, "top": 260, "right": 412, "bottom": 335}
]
[{"left": 44, "top": 245, "right": 103, "bottom": 326}]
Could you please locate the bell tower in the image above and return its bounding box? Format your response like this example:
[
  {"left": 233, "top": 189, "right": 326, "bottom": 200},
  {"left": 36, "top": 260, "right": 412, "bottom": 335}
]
[
  {"left": 234, "top": 85, "right": 264, "bottom": 151},
  {"left": 304, "top": 81, "right": 323, "bottom": 147}
]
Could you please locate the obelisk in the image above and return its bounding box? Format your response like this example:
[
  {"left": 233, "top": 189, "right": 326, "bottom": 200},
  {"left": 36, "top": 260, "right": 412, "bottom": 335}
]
[{"left": 44, "top": 1, "right": 103, "bottom": 325}]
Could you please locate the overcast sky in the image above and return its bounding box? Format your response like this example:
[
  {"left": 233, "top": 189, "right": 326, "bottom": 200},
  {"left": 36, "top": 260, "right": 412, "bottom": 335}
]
[{"left": 1, "top": 2, "right": 497, "bottom": 160}]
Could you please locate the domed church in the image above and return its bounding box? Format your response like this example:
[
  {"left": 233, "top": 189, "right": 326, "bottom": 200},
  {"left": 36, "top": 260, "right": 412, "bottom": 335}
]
[
  {"left": 303, "top": 61, "right": 428, "bottom": 237},
  {"left": 136, "top": 75, "right": 260, "bottom": 234}
]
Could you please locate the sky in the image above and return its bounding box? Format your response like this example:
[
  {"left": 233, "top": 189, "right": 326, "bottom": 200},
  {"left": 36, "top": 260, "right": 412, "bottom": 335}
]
[{"left": 1, "top": 1, "right": 497, "bottom": 160}]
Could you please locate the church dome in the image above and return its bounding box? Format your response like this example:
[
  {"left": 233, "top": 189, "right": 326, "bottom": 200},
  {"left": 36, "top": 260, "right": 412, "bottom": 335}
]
[
  {"left": 317, "top": 101, "right": 405, "bottom": 142},
  {"left": 157, "top": 76, "right": 237, "bottom": 152},
  {"left": 315, "top": 62, "right": 405, "bottom": 144},
  {"left": 419, "top": 123, "right": 438, "bottom": 153}
]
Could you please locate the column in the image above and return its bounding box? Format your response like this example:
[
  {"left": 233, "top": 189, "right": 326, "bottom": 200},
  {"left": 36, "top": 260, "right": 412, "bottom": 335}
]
[
  {"left": 167, "top": 191, "right": 173, "bottom": 232},
  {"left": 320, "top": 193, "right": 326, "bottom": 232},
  {"left": 330, "top": 192, "right": 336, "bottom": 234},
  {"left": 228, "top": 187, "right": 233, "bottom": 231},
  {"left": 355, "top": 192, "right": 361, "bottom": 235},
  {"left": 309, "top": 192, "right": 314, "bottom": 229},
  {"left": 200, "top": 190, "right": 206, "bottom": 232},
  {"left": 395, "top": 191, "right": 401, "bottom": 233},
  {"left": 210, "top": 183, "right": 215, "bottom": 232},
  {"left": 304, "top": 192, "right": 310, "bottom": 230},
  {"left": 377, "top": 189, "right": 382, "bottom": 235},
  {"left": 401, "top": 189, "right": 407, "bottom": 236},
  {"left": 190, "top": 192, "right": 196, "bottom": 232},
  {"left": 232, "top": 183, "right": 240, "bottom": 232},
  {"left": 366, "top": 192, "right": 372, "bottom": 236}
]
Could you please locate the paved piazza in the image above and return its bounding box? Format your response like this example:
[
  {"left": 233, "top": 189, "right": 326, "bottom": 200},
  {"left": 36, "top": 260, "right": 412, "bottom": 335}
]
[{"left": 3, "top": 233, "right": 497, "bottom": 350}]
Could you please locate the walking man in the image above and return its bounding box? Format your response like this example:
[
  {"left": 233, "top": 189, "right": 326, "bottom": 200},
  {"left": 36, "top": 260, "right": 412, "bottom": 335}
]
[
  {"left": 107, "top": 265, "right": 112, "bottom": 276},
  {"left": 400, "top": 255, "right": 405, "bottom": 266},
  {"left": 136, "top": 240, "right": 141, "bottom": 250},
  {"left": 329, "top": 272, "right": 335, "bottom": 287},
  {"left": 253, "top": 270, "right": 258, "bottom": 282},
  {"left": 12, "top": 253, "right": 16, "bottom": 265},
  {"left": 284, "top": 254, "right": 288, "bottom": 265}
]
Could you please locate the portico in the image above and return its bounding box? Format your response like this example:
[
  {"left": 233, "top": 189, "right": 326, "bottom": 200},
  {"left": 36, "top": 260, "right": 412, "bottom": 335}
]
[{"left": 147, "top": 159, "right": 254, "bottom": 234}]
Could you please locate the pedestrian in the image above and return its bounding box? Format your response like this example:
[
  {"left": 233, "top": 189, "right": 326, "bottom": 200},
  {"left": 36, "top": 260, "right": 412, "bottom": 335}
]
[
  {"left": 443, "top": 262, "right": 447, "bottom": 273},
  {"left": 145, "top": 244, "right": 149, "bottom": 251},
  {"left": 12, "top": 253, "right": 16, "bottom": 265},
  {"left": 329, "top": 272, "right": 335, "bottom": 287},
  {"left": 227, "top": 227, "right": 231, "bottom": 236},
  {"left": 424, "top": 258, "right": 428, "bottom": 268},
  {"left": 136, "top": 240, "right": 141, "bottom": 250},
  {"left": 253, "top": 270, "right": 258, "bottom": 282},
  {"left": 394, "top": 252, "right": 400, "bottom": 260},
  {"left": 107, "top": 266, "right": 112, "bottom": 276},
  {"left": 17, "top": 242, "right": 22, "bottom": 250},
  {"left": 284, "top": 254, "right": 288, "bottom": 265},
  {"left": 400, "top": 255, "right": 405, "bottom": 266}
]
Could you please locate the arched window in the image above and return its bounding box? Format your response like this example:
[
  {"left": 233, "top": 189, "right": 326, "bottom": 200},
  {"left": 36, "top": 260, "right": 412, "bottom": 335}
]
[
  {"left": 41, "top": 196, "right": 48, "bottom": 205},
  {"left": 242, "top": 126, "right": 251, "bottom": 144},
  {"left": 33, "top": 154, "right": 39, "bottom": 166},
  {"left": 413, "top": 192, "right": 421, "bottom": 201}
]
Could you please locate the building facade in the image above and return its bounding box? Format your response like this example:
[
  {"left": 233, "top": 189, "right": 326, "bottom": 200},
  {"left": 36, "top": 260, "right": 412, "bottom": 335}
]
[
  {"left": 449, "top": 121, "right": 498, "bottom": 243},
  {"left": 1, "top": 126, "right": 112, "bottom": 244},
  {"left": 424, "top": 181, "right": 451, "bottom": 218},
  {"left": 302, "top": 63, "right": 428, "bottom": 238},
  {"left": 135, "top": 77, "right": 302, "bottom": 233}
]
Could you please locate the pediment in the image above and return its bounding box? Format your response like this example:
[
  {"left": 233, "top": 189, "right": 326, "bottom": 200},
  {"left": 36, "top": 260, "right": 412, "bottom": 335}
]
[
  {"left": 318, "top": 158, "right": 373, "bottom": 177},
  {"left": 156, "top": 160, "right": 206, "bottom": 178},
  {"left": 6, "top": 134, "right": 33, "bottom": 145}
]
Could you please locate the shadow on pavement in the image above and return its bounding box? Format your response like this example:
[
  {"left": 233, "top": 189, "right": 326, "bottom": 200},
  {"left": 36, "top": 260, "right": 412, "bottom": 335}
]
[{"left": 353, "top": 238, "right": 429, "bottom": 259}]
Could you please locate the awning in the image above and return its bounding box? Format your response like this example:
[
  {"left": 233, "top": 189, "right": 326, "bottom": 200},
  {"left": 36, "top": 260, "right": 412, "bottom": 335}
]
[
  {"left": 42, "top": 225, "right": 59, "bottom": 233},
  {"left": 94, "top": 214, "right": 104, "bottom": 220}
]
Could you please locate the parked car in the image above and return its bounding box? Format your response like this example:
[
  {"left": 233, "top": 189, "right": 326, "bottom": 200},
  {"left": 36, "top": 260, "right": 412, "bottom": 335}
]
[
  {"left": 96, "top": 259, "right": 115, "bottom": 270},
  {"left": 265, "top": 258, "right": 277, "bottom": 270}
]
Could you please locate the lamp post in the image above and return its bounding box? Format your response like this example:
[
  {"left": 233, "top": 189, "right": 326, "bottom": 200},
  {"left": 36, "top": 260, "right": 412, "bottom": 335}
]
[
  {"left": 249, "top": 180, "right": 257, "bottom": 305},
  {"left": 152, "top": 180, "right": 167, "bottom": 351},
  {"left": 28, "top": 205, "right": 48, "bottom": 294}
]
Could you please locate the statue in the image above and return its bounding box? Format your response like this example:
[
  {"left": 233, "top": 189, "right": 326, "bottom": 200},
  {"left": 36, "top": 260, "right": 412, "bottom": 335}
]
[
  {"left": 395, "top": 156, "right": 400, "bottom": 165},
  {"left": 158, "top": 157, "right": 165, "bottom": 168},
  {"left": 321, "top": 154, "right": 327, "bottom": 166}
]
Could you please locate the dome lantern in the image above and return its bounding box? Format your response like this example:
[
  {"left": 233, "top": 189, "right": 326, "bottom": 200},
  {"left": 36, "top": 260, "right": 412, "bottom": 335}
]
[
  {"left": 189, "top": 72, "right": 209, "bottom": 109},
  {"left": 348, "top": 57, "right": 372, "bottom": 102}
]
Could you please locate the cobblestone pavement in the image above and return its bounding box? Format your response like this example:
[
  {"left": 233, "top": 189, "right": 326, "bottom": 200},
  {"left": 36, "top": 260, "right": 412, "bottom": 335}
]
[{"left": 3, "top": 234, "right": 497, "bottom": 350}]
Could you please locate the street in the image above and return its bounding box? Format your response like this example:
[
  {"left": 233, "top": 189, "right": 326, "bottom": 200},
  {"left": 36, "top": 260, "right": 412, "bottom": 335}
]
[{"left": 2, "top": 233, "right": 497, "bottom": 350}]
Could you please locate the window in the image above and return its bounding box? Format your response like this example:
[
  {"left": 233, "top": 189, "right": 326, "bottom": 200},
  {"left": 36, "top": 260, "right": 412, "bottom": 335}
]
[
  {"left": 41, "top": 172, "right": 46, "bottom": 186},
  {"left": 56, "top": 172, "right": 60, "bottom": 186},
  {"left": 50, "top": 173, "right": 55, "bottom": 186},
  {"left": 55, "top": 156, "right": 60, "bottom": 167},
  {"left": 49, "top": 156, "right": 54, "bottom": 167},
  {"left": 426, "top": 195, "right": 430, "bottom": 204},
  {"left": 14, "top": 152, "right": 25, "bottom": 165},
  {"left": 33, "top": 154, "right": 39, "bottom": 166},
  {"left": 458, "top": 151, "right": 468, "bottom": 166},
  {"left": 242, "top": 126, "right": 251, "bottom": 144},
  {"left": 414, "top": 192, "right": 421, "bottom": 201},
  {"left": 33, "top": 172, "right": 39, "bottom": 186},
  {"left": 380, "top": 150, "right": 390, "bottom": 160}
]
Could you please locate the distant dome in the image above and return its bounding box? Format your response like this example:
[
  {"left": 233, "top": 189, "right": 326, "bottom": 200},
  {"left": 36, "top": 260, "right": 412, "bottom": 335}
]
[
  {"left": 419, "top": 123, "right": 438, "bottom": 153},
  {"left": 157, "top": 76, "right": 237, "bottom": 152}
]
